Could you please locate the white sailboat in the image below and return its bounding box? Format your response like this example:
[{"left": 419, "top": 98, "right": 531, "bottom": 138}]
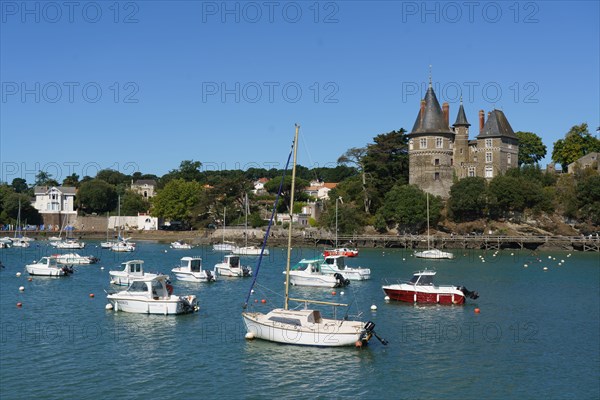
[
  {"left": 242, "top": 124, "right": 386, "bottom": 347},
  {"left": 232, "top": 194, "right": 269, "bottom": 256},
  {"left": 12, "top": 200, "right": 30, "bottom": 248},
  {"left": 414, "top": 193, "right": 454, "bottom": 260},
  {"left": 110, "top": 196, "right": 135, "bottom": 253},
  {"left": 213, "top": 207, "right": 236, "bottom": 252},
  {"left": 100, "top": 212, "right": 117, "bottom": 249}
]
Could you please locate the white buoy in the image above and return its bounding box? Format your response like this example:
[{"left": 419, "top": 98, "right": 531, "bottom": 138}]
[
  {"left": 511, "top": 252, "right": 514, "bottom": 256},
  {"left": 370, "top": 305, "right": 377, "bottom": 311},
  {"left": 19, "top": 286, "right": 25, "bottom": 292},
  {"left": 100, "top": 267, "right": 104, "bottom": 270},
  {"left": 340, "top": 291, "right": 344, "bottom": 296},
  {"left": 543, "top": 267, "right": 548, "bottom": 271},
  {"left": 105, "top": 303, "right": 114, "bottom": 310},
  {"left": 402, "top": 258, "right": 406, "bottom": 261},
  {"left": 251, "top": 289, "right": 254, "bottom": 294},
  {"left": 548, "top": 256, "right": 552, "bottom": 259},
  {"left": 245, "top": 332, "right": 255, "bottom": 340},
  {"left": 164, "top": 250, "right": 167, "bottom": 253},
  {"left": 16, "top": 272, "right": 21, "bottom": 277},
  {"left": 524, "top": 264, "right": 528, "bottom": 268},
  {"left": 561, "top": 259, "right": 565, "bottom": 263},
  {"left": 384, "top": 296, "right": 390, "bottom": 301}
]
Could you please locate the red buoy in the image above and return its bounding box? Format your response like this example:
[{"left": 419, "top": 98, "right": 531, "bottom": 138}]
[
  {"left": 261, "top": 299, "right": 266, "bottom": 304},
  {"left": 89, "top": 293, "right": 95, "bottom": 298},
  {"left": 474, "top": 308, "right": 481, "bottom": 314},
  {"left": 16, "top": 302, "right": 22, "bottom": 308},
  {"left": 331, "top": 291, "right": 336, "bottom": 296},
  {"left": 355, "top": 341, "right": 363, "bottom": 347}
]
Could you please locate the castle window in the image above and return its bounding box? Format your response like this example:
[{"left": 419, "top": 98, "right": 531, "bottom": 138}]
[
  {"left": 460, "top": 148, "right": 463, "bottom": 154},
  {"left": 485, "top": 139, "right": 493, "bottom": 148},
  {"left": 434, "top": 158, "right": 440, "bottom": 166},
  {"left": 507, "top": 153, "right": 512, "bottom": 165},
  {"left": 468, "top": 167, "right": 475, "bottom": 177},
  {"left": 409, "top": 139, "right": 414, "bottom": 150},
  {"left": 450, "top": 158, "right": 454, "bottom": 166},
  {"left": 434, "top": 172, "right": 440, "bottom": 180},
  {"left": 486, "top": 152, "right": 492, "bottom": 163},
  {"left": 436, "top": 137, "right": 443, "bottom": 148},
  {"left": 420, "top": 138, "right": 427, "bottom": 149},
  {"left": 485, "top": 166, "right": 493, "bottom": 178}
]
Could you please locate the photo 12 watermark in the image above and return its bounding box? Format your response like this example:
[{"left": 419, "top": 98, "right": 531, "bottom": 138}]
[
  {"left": 201, "top": 1, "right": 340, "bottom": 24},
  {"left": 1, "top": 1, "right": 140, "bottom": 24},
  {"left": 201, "top": 81, "right": 339, "bottom": 104},
  {"left": 401, "top": 81, "right": 540, "bottom": 104},
  {"left": 400, "top": 1, "right": 540, "bottom": 24},
  {"left": 1, "top": 161, "right": 140, "bottom": 184},
  {"left": 1, "top": 82, "right": 140, "bottom": 104}
]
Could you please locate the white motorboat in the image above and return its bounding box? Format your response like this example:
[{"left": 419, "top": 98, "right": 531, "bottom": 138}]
[
  {"left": 11, "top": 238, "right": 30, "bottom": 248},
  {"left": 25, "top": 256, "right": 73, "bottom": 276},
  {"left": 111, "top": 239, "right": 135, "bottom": 252},
  {"left": 231, "top": 245, "right": 269, "bottom": 256},
  {"left": 106, "top": 274, "right": 198, "bottom": 315},
  {"left": 213, "top": 241, "right": 236, "bottom": 252},
  {"left": 214, "top": 254, "right": 252, "bottom": 277},
  {"left": 414, "top": 248, "right": 455, "bottom": 260},
  {"left": 171, "top": 256, "right": 216, "bottom": 282},
  {"left": 109, "top": 259, "right": 157, "bottom": 286},
  {"left": 53, "top": 253, "right": 99, "bottom": 265},
  {"left": 53, "top": 239, "right": 86, "bottom": 249},
  {"left": 242, "top": 125, "right": 386, "bottom": 348},
  {"left": 170, "top": 240, "right": 193, "bottom": 250},
  {"left": 320, "top": 255, "right": 371, "bottom": 281},
  {"left": 286, "top": 258, "right": 349, "bottom": 288},
  {"left": 100, "top": 240, "right": 117, "bottom": 249}
]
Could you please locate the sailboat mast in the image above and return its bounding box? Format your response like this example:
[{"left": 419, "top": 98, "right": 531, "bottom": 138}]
[
  {"left": 426, "top": 192, "right": 430, "bottom": 250},
  {"left": 245, "top": 193, "right": 249, "bottom": 248},
  {"left": 223, "top": 207, "right": 226, "bottom": 244},
  {"left": 335, "top": 198, "right": 339, "bottom": 248},
  {"left": 284, "top": 124, "right": 300, "bottom": 311}
]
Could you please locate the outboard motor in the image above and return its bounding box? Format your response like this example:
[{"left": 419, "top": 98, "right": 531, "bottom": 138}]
[
  {"left": 358, "top": 321, "right": 388, "bottom": 346},
  {"left": 333, "top": 273, "right": 350, "bottom": 287},
  {"left": 62, "top": 265, "right": 74, "bottom": 275},
  {"left": 242, "top": 267, "right": 251, "bottom": 277},
  {"left": 459, "top": 286, "right": 479, "bottom": 300},
  {"left": 206, "top": 270, "right": 215, "bottom": 282}
]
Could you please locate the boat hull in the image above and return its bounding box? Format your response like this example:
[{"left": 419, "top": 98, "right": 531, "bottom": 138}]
[
  {"left": 414, "top": 249, "right": 454, "bottom": 259},
  {"left": 107, "top": 295, "right": 198, "bottom": 315},
  {"left": 242, "top": 310, "right": 366, "bottom": 347},
  {"left": 232, "top": 246, "right": 269, "bottom": 256},
  {"left": 288, "top": 273, "right": 340, "bottom": 288},
  {"left": 214, "top": 265, "right": 251, "bottom": 277},
  {"left": 382, "top": 285, "right": 465, "bottom": 305},
  {"left": 25, "top": 266, "right": 66, "bottom": 276},
  {"left": 172, "top": 270, "right": 215, "bottom": 282},
  {"left": 320, "top": 267, "right": 370, "bottom": 281}
]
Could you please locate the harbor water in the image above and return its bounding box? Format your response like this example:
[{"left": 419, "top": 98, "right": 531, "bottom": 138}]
[{"left": 1, "top": 243, "right": 599, "bottom": 399}]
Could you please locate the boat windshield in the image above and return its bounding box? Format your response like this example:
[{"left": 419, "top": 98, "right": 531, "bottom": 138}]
[
  {"left": 229, "top": 256, "right": 240, "bottom": 268},
  {"left": 128, "top": 263, "right": 142, "bottom": 273},
  {"left": 128, "top": 281, "right": 148, "bottom": 292},
  {"left": 411, "top": 274, "right": 434, "bottom": 286}
]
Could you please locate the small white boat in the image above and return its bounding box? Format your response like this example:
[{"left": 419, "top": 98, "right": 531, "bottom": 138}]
[
  {"left": 53, "top": 253, "right": 99, "bottom": 265},
  {"left": 212, "top": 241, "right": 236, "bottom": 252},
  {"left": 100, "top": 240, "right": 117, "bottom": 249},
  {"left": 231, "top": 245, "right": 269, "bottom": 256},
  {"left": 171, "top": 256, "right": 216, "bottom": 282},
  {"left": 286, "top": 258, "right": 350, "bottom": 288},
  {"left": 170, "top": 240, "right": 192, "bottom": 250},
  {"left": 0, "top": 241, "right": 11, "bottom": 249},
  {"left": 11, "top": 238, "right": 30, "bottom": 248},
  {"left": 320, "top": 255, "right": 371, "bottom": 280},
  {"left": 414, "top": 248, "right": 455, "bottom": 260},
  {"left": 25, "top": 256, "right": 73, "bottom": 276},
  {"left": 109, "top": 259, "right": 157, "bottom": 286},
  {"left": 53, "top": 239, "right": 86, "bottom": 249},
  {"left": 106, "top": 274, "right": 198, "bottom": 315},
  {"left": 111, "top": 240, "right": 135, "bottom": 252},
  {"left": 214, "top": 254, "right": 252, "bottom": 277}
]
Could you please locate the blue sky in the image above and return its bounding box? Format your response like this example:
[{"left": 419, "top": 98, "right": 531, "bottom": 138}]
[{"left": 1, "top": 0, "right": 598, "bottom": 184}]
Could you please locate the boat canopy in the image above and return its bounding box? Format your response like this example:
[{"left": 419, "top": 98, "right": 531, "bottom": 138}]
[
  {"left": 324, "top": 256, "right": 345, "bottom": 269},
  {"left": 181, "top": 257, "right": 202, "bottom": 272},
  {"left": 410, "top": 271, "right": 436, "bottom": 286},
  {"left": 292, "top": 259, "right": 322, "bottom": 271}
]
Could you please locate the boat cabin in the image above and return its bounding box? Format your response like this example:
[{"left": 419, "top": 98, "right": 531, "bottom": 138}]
[
  {"left": 180, "top": 257, "right": 202, "bottom": 272},
  {"left": 126, "top": 275, "right": 170, "bottom": 299},
  {"left": 267, "top": 309, "right": 323, "bottom": 326},
  {"left": 39, "top": 256, "right": 58, "bottom": 268},
  {"left": 224, "top": 255, "right": 240, "bottom": 268},
  {"left": 292, "top": 259, "right": 322, "bottom": 273},
  {"left": 121, "top": 260, "right": 145, "bottom": 275},
  {"left": 323, "top": 255, "right": 346, "bottom": 270},
  {"left": 410, "top": 270, "right": 436, "bottom": 286}
]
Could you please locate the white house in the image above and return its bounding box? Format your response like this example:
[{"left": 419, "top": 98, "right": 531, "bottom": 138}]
[
  {"left": 131, "top": 179, "right": 157, "bottom": 198},
  {"left": 304, "top": 180, "right": 337, "bottom": 200},
  {"left": 109, "top": 213, "right": 158, "bottom": 231},
  {"left": 253, "top": 178, "right": 269, "bottom": 194},
  {"left": 33, "top": 186, "right": 77, "bottom": 215}
]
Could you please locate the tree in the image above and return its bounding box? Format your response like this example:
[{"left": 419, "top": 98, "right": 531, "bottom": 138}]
[
  {"left": 11, "top": 178, "right": 28, "bottom": 193},
  {"left": 516, "top": 131, "right": 547, "bottom": 166},
  {"left": 264, "top": 175, "right": 309, "bottom": 213},
  {"left": 1, "top": 193, "right": 42, "bottom": 225},
  {"left": 375, "top": 184, "right": 439, "bottom": 232},
  {"left": 487, "top": 176, "right": 526, "bottom": 218},
  {"left": 62, "top": 173, "right": 80, "bottom": 187},
  {"left": 448, "top": 177, "right": 488, "bottom": 222},
  {"left": 318, "top": 201, "right": 367, "bottom": 235},
  {"left": 576, "top": 174, "right": 600, "bottom": 224},
  {"left": 120, "top": 190, "right": 150, "bottom": 216},
  {"left": 77, "top": 179, "right": 118, "bottom": 213},
  {"left": 34, "top": 171, "right": 59, "bottom": 187},
  {"left": 337, "top": 147, "right": 370, "bottom": 213},
  {"left": 96, "top": 169, "right": 130, "bottom": 186},
  {"left": 151, "top": 179, "right": 204, "bottom": 223},
  {"left": 552, "top": 123, "right": 600, "bottom": 170}
]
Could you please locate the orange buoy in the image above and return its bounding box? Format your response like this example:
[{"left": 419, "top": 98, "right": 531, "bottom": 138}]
[
  {"left": 474, "top": 308, "right": 481, "bottom": 314},
  {"left": 355, "top": 341, "right": 363, "bottom": 347},
  {"left": 331, "top": 291, "right": 336, "bottom": 296},
  {"left": 254, "top": 299, "right": 258, "bottom": 303},
  {"left": 16, "top": 302, "right": 22, "bottom": 308},
  {"left": 89, "top": 293, "right": 95, "bottom": 298},
  {"left": 261, "top": 299, "right": 266, "bottom": 304},
  {"left": 27, "top": 277, "right": 32, "bottom": 282}
]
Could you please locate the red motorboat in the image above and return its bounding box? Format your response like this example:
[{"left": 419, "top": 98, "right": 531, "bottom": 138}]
[
  {"left": 323, "top": 247, "right": 359, "bottom": 257},
  {"left": 382, "top": 270, "right": 479, "bottom": 305}
]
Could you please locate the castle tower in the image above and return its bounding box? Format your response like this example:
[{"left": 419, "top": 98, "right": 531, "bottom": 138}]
[
  {"left": 452, "top": 98, "right": 471, "bottom": 179},
  {"left": 407, "top": 82, "right": 455, "bottom": 198},
  {"left": 475, "top": 109, "right": 519, "bottom": 178}
]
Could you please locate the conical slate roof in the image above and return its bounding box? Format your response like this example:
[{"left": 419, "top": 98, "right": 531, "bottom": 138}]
[
  {"left": 453, "top": 101, "right": 470, "bottom": 127},
  {"left": 410, "top": 85, "right": 454, "bottom": 135},
  {"left": 476, "top": 109, "right": 516, "bottom": 139}
]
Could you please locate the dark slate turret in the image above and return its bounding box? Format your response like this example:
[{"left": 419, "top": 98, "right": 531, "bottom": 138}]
[
  {"left": 453, "top": 100, "right": 470, "bottom": 127},
  {"left": 476, "top": 109, "right": 516, "bottom": 139},
  {"left": 410, "top": 85, "right": 454, "bottom": 135}
]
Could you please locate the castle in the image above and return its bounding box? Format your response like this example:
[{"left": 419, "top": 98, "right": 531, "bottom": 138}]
[{"left": 408, "top": 81, "right": 519, "bottom": 198}]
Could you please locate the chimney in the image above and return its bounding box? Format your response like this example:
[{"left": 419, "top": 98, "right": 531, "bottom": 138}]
[
  {"left": 479, "top": 110, "right": 485, "bottom": 132},
  {"left": 442, "top": 102, "right": 449, "bottom": 126},
  {"left": 420, "top": 99, "right": 426, "bottom": 125}
]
